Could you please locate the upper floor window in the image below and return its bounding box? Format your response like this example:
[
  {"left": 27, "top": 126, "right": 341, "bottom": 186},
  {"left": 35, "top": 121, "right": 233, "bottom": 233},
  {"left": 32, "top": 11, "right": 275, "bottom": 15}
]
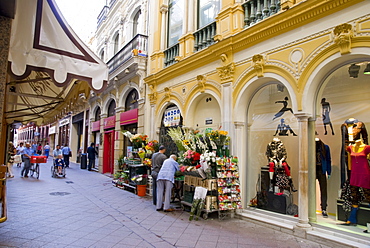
[
  {"left": 198, "top": 0, "right": 220, "bottom": 28},
  {"left": 113, "top": 33, "right": 119, "bottom": 54},
  {"left": 100, "top": 49, "right": 105, "bottom": 61},
  {"left": 95, "top": 107, "right": 101, "bottom": 121},
  {"left": 125, "top": 89, "right": 139, "bottom": 111},
  {"left": 168, "top": 0, "right": 184, "bottom": 47},
  {"left": 133, "top": 9, "right": 142, "bottom": 37},
  {"left": 107, "top": 100, "right": 116, "bottom": 117}
]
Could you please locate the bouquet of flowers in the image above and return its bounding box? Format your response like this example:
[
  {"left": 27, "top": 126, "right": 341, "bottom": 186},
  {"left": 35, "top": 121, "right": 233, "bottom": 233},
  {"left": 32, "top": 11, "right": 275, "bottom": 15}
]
[
  {"left": 183, "top": 150, "right": 201, "bottom": 166},
  {"left": 131, "top": 134, "right": 148, "bottom": 148},
  {"left": 143, "top": 158, "right": 152, "bottom": 167},
  {"left": 206, "top": 130, "right": 229, "bottom": 148},
  {"left": 145, "top": 140, "right": 159, "bottom": 153},
  {"left": 138, "top": 149, "right": 146, "bottom": 160},
  {"left": 131, "top": 174, "right": 148, "bottom": 185}
]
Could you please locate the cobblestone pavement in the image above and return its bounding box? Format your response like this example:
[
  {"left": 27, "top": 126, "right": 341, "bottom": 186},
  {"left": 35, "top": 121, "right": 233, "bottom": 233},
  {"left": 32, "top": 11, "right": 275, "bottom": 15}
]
[{"left": 0, "top": 159, "right": 330, "bottom": 248}]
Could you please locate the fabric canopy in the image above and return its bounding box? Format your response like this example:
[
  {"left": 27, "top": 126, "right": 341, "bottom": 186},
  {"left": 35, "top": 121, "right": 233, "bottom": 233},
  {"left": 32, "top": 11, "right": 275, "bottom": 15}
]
[{"left": 8, "top": 0, "right": 108, "bottom": 92}]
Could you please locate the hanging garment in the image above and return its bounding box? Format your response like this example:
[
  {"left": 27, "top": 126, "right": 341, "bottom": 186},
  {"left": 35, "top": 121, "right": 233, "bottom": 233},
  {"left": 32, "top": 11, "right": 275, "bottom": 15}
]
[{"left": 346, "top": 145, "right": 370, "bottom": 189}]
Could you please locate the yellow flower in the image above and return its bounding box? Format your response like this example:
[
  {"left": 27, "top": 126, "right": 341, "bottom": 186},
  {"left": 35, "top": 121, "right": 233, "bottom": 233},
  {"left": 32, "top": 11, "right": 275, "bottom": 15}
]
[{"left": 183, "top": 140, "right": 190, "bottom": 145}]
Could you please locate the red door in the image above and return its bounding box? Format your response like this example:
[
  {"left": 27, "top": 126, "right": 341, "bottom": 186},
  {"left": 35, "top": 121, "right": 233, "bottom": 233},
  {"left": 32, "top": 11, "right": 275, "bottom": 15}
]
[{"left": 103, "top": 131, "right": 114, "bottom": 174}]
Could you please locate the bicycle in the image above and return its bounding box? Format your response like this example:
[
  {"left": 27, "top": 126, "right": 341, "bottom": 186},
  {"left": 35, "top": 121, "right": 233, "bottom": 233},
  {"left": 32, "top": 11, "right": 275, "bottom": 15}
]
[{"left": 29, "top": 163, "right": 40, "bottom": 179}]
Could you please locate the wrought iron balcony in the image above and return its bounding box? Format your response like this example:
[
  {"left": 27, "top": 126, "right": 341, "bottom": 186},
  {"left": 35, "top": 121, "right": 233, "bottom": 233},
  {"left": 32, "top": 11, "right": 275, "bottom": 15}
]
[
  {"left": 194, "top": 21, "right": 217, "bottom": 52},
  {"left": 107, "top": 34, "right": 148, "bottom": 74},
  {"left": 97, "top": 5, "right": 109, "bottom": 28},
  {"left": 243, "top": 0, "right": 281, "bottom": 27},
  {"left": 164, "top": 43, "right": 179, "bottom": 67}
]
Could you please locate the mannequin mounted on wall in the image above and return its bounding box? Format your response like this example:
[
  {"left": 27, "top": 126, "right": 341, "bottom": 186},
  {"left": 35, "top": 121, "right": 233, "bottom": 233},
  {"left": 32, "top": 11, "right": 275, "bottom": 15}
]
[
  {"left": 340, "top": 118, "right": 368, "bottom": 187},
  {"left": 266, "top": 138, "right": 297, "bottom": 193},
  {"left": 321, "top": 98, "right": 335, "bottom": 135},
  {"left": 341, "top": 139, "right": 370, "bottom": 225},
  {"left": 315, "top": 138, "right": 331, "bottom": 218}
]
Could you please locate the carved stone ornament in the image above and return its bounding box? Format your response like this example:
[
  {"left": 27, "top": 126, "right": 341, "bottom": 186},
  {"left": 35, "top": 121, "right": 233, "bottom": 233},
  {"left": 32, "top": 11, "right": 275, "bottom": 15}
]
[
  {"left": 196, "top": 75, "right": 206, "bottom": 93},
  {"left": 217, "top": 63, "right": 235, "bottom": 82},
  {"left": 148, "top": 84, "right": 157, "bottom": 104},
  {"left": 252, "top": 54, "right": 265, "bottom": 78},
  {"left": 164, "top": 87, "right": 171, "bottom": 102},
  {"left": 333, "top": 23, "right": 353, "bottom": 55}
]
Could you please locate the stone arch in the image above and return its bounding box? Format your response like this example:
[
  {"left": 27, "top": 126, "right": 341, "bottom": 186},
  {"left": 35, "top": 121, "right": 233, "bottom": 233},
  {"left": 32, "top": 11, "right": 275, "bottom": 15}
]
[
  {"left": 301, "top": 47, "right": 370, "bottom": 118},
  {"left": 155, "top": 99, "right": 184, "bottom": 129},
  {"left": 234, "top": 73, "right": 299, "bottom": 124},
  {"left": 118, "top": 83, "right": 141, "bottom": 108},
  {"left": 102, "top": 94, "right": 117, "bottom": 116},
  {"left": 184, "top": 89, "right": 222, "bottom": 129},
  {"left": 91, "top": 103, "right": 102, "bottom": 121}
]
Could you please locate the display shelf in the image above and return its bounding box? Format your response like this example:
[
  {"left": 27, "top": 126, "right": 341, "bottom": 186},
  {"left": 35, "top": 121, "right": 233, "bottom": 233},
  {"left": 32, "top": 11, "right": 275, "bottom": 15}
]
[{"left": 216, "top": 157, "right": 242, "bottom": 210}]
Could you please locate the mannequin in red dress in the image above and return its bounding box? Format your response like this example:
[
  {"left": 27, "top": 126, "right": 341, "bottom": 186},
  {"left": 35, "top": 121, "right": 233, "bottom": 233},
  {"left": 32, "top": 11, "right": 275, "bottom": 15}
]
[{"left": 343, "top": 140, "right": 370, "bottom": 225}]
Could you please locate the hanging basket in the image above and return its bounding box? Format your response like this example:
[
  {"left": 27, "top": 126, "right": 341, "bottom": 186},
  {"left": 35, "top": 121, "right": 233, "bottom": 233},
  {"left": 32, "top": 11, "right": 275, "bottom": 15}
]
[{"left": 136, "top": 184, "right": 146, "bottom": 196}]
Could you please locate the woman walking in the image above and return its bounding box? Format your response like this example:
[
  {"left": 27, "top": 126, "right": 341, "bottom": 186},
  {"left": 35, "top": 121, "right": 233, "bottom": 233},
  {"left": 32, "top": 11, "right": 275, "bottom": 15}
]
[{"left": 7, "top": 141, "right": 16, "bottom": 178}]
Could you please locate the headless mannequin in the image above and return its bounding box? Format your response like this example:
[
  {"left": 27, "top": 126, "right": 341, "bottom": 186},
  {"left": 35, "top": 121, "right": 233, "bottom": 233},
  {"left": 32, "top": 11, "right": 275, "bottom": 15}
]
[{"left": 266, "top": 138, "right": 297, "bottom": 192}]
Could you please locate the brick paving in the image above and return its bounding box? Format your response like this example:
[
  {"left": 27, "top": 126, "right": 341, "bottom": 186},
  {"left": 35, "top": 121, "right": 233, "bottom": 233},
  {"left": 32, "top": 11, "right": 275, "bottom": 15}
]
[{"left": 0, "top": 159, "right": 330, "bottom": 248}]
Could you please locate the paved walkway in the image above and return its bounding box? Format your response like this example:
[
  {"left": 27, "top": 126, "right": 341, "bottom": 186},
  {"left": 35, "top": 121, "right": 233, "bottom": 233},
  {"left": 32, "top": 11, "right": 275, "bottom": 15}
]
[{"left": 0, "top": 159, "right": 329, "bottom": 248}]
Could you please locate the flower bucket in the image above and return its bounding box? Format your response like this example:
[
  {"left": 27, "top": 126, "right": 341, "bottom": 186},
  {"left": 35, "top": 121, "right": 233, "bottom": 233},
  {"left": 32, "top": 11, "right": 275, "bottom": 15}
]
[{"left": 137, "top": 184, "right": 146, "bottom": 196}]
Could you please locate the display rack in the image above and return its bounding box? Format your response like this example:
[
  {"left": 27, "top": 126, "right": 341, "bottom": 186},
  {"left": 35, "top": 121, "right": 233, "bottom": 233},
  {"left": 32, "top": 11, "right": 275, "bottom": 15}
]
[{"left": 216, "top": 158, "right": 242, "bottom": 212}]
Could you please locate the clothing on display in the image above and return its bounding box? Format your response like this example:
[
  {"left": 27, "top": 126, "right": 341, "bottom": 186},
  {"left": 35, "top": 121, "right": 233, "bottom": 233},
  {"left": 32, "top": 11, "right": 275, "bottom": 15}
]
[
  {"left": 266, "top": 138, "right": 296, "bottom": 193},
  {"left": 340, "top": 119, "right": 368, "bottom": 187},
  {"left": 315, "top": 139, "right": 331, "bottom": 214}
]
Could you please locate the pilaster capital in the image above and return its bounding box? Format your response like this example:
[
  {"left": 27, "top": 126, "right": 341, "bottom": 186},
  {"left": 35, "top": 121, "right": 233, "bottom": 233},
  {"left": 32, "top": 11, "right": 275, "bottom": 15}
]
[
  {"left": 115, "top": 106, "right": 125, "bottom": 113},
  {"left": 217, "top": 62, "right": 235, "bottom": 83},
  {"left": 234, "top": 121, "right": 245, "bottom": 129},
  {"left": 294, "top": 112, "right": 312, "bottom": 121},
  {"left": 160, "top": 4, "right": 168, "bottom": 14},
  {"left": 100, "top": 113, "right": 107, "bottom": 119}
]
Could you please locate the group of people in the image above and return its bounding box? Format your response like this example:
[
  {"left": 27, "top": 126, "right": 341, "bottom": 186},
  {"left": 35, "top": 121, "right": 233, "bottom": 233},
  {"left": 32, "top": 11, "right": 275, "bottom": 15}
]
[
  {"left": 151, "top": 146, "right": 180, "bottom": 212},
  {"left": 6, "top": 141, "right": 73, "bottom": 178}
]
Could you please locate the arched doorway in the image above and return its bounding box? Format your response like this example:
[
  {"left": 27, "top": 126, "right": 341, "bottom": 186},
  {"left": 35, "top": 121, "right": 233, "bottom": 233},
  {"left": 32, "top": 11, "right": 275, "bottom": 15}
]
[{"left": 246, "top": 83, "right": 299, "bottom": 214}]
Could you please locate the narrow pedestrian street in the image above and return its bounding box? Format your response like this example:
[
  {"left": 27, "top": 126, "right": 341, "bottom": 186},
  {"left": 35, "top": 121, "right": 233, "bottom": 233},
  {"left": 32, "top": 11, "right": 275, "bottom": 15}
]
[{"left": 0, "top": 160, "right": 329, "bottom": 248}]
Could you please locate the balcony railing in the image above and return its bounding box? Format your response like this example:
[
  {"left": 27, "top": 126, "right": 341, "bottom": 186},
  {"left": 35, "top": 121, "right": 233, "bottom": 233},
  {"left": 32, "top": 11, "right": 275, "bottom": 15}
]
[
  {"left": 194, "top": 21, "right": 217, "bottom": 52},
  {"left": 107, "top": 34, "right": 148, "bottom": 74},
  {"left": 164, "top": 43, "right": 179, "bottom": 67},
  {"left": 97, "top": 5, "right": 109, "bottom": 28},
  {"left": 109, "top": 0, "right": 117, "bottom": 7},
  {"left": 243, "top": 0, "right": 281, "bottom": 27}
]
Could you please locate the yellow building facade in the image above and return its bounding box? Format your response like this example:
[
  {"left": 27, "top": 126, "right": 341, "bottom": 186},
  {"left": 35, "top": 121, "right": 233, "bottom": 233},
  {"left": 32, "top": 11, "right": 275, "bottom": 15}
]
[{"left": 145, "top": 0, "right": 370, "bottom": 242}]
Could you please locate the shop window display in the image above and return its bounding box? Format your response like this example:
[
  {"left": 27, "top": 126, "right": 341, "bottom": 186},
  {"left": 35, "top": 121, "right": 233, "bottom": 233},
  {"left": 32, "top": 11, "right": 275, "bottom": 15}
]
[
  {"left": 247, "top": 84, "right": 299, "bottom": 215},
  {"left": 315, "top": 62, "right": 370, "bottom": 231}
]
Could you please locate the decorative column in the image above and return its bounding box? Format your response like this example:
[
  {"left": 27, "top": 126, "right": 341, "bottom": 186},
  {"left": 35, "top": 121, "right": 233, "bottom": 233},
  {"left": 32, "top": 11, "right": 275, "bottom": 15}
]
[
  {"left": 234, "top": 121, "right": 247, "bottom": 207},
  {"left": 308, "top": 117, "right": 317, "bottom": 223},
  {"left": 115, "top": 106, "right": 125, "bottom": 173},
  {"left": 217, "top": 57, "right": 235, "bottom": 142},
  {"left": 148, "top": 84, "right": 158, "bottom": 140},
  {"left": 160, "top": 4, "right": 168, "bottom": 51},
  {"left": 294, "top": 113, "right": 312, "bottom": 232},
  {"left": 98, "top": 113, "right": 107, "bottom": 173}
]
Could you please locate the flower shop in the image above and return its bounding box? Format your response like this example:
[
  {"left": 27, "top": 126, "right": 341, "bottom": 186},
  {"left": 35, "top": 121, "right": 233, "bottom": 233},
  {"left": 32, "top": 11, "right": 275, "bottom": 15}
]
[{"left": 112, "top": 127, "right": 242, "bottom": 219}]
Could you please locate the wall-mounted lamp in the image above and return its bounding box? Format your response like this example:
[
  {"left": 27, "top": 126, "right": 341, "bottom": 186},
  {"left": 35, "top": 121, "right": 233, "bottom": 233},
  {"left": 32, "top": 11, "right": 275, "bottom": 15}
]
[
  {"left": 206, "top": 97, "right": 212, "bottom": 102},
  {"left": 114, "top": 77, "right": 118, "bottom": 81},
  {"left": 364, "top": 63, "right": 370, "bottom": 75},
  {"left": 348, "top": 63, "right": 360, "bottom": 78},
  {"left": 125, "top": 68, "right": 129, "bottom": 74}
]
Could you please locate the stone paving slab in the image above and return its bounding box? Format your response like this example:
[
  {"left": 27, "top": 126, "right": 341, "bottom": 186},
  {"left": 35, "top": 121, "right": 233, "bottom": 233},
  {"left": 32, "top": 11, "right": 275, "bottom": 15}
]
[{"left": 0, "top": 160, "right": 330, "bottom": 247}]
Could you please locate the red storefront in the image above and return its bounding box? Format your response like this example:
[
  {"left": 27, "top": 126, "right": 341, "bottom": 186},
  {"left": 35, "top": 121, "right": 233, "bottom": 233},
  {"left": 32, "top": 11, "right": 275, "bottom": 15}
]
[{"left": 103, "top": 116, "right": 115, "bottom": 174}]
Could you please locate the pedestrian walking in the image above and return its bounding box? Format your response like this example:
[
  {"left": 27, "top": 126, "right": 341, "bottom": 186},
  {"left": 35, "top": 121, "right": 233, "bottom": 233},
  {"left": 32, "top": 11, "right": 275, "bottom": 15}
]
[
  {"left": 37, "top": 143, "right": 42, "bottom": 155},
  {"left": 21, "top": 143, "right": 33, "bottom": 178},
  {"left": 31, "top": 142, "right": 38, "bottom": 153},
  {"left": 62, "top": 144, "right": 71, "bottom": 168},
  {"left": 44, "top": 143, "right": 50, "bottom": 158},
  {"left": 16, "top": 142, "right": 25, "bottom": 167},
  {"left": 7, "top": 141, "right": 16, "bottom": 178},
  {"left": 151, "top": 145, "right": 167, "bottom": 205},
  {"left": 87, "top": 143, "right": 98, "bottom": 171},
  {"left": 156, "top": 155, "right": 180, "bottom": 212}
]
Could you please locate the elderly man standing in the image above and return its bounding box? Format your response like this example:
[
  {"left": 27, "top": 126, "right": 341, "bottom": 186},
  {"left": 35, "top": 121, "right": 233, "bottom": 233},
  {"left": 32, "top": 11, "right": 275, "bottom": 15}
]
[
  {"left": 21, "top": 143, "right": 33, "bottom": 178},
  {"left": 151, "top": 145, "right": 167, "bottom": 205},
  {"left": 156, "top": 154, "right": 179, "bottom": 212}
]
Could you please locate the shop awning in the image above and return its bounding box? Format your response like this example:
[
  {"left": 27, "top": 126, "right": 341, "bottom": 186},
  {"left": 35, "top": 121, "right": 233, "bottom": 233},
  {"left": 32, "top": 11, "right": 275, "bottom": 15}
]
[
  {"left": 120, "top": 109, "right": 138, "bottom": 126},
  {"left": 5, "top": 0, "right": 108, "bottom": 124}
]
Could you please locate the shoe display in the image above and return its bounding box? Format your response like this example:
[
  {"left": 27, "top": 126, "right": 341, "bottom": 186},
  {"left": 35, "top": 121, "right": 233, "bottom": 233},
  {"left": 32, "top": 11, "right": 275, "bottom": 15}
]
[{"left": 322, "top": 210, "right": 328, "bottom": 218}]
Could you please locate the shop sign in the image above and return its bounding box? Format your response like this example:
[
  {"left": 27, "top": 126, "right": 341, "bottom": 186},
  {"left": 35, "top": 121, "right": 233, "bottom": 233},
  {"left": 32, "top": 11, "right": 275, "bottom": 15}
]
[
  {"left": 91, "top": 120, "right": 100, "bottom": 132},
  {"left": 163, "top": 107, "right": 181, "bottom": 127},
  {"left": 49, "top": 126, "right": 56, "bottom": 135},
  {"left": 59, "top": 118, "right": 70, "bottom": 126},
  {"left": 205, "top": 118, "right": 213, "bottom": 125},
  {"left": 120, "top": 109, "right": 138, "bottom": 126},
  {"left": 103, "top": 116, "right": 116, "bottom": 130}
]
